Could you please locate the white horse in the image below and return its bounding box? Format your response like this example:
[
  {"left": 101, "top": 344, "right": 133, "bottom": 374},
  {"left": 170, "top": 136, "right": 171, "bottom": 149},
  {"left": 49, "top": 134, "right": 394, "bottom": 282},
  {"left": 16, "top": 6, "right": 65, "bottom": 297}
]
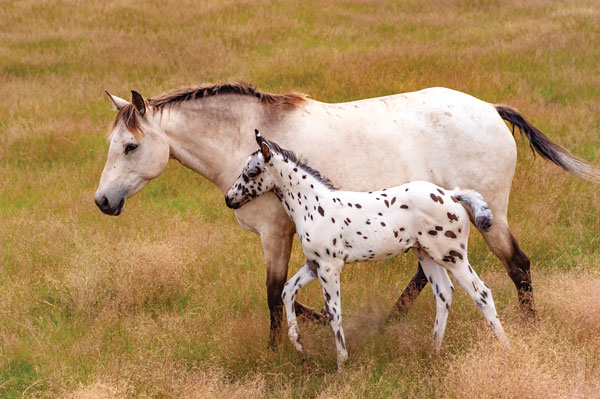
[
  {"left": 225, "top": 130, "right": 509, "bottom": 369},
  {"left": 95, "top": 83, "right": 599, "bottom": 344}
]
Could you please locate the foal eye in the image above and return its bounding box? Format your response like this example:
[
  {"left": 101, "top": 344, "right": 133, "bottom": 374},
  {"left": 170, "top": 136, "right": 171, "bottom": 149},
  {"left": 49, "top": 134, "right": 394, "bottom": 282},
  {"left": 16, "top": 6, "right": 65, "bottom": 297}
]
[{"left": 124, "top": 143, "right": 138, "bottom": 155}]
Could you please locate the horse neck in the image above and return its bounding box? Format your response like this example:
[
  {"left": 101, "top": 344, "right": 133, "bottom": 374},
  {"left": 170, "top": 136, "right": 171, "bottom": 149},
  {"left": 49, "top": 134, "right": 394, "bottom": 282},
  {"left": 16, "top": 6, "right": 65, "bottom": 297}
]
[
  {"left": 154, "top": 96, "right": 267, "bottom": 192},
  {"left": 269, "top": 156, "right": 335, "bottom": 224}
]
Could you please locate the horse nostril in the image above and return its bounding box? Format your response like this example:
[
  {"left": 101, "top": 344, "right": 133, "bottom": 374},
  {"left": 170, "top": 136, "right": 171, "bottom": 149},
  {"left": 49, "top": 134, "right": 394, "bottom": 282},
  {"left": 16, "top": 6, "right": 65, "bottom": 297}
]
[{"left": 95, "top": 195, "right": 110, "bottom": 210}]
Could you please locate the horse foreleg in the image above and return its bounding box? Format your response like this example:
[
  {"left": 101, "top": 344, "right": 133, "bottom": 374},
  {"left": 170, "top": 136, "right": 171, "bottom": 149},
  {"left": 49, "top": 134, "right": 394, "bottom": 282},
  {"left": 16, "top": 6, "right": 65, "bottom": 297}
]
[
  {"left": 261, "top": 230, "right": 294, "bottom": 347},
  {"left": 294, "top": 269, "right": 329, "bottom": 325},
  {"left": 282, "top": 261, "right": 318, "bottom": 360},
  {"left": 317, "top": 259, "right": 347, "bottom": 371},
  {"left": 387, "top": 261, "right": 429, "bottom": 321},
  {"left": 261, "top": 232, "right": 326, "bottom": 347}
]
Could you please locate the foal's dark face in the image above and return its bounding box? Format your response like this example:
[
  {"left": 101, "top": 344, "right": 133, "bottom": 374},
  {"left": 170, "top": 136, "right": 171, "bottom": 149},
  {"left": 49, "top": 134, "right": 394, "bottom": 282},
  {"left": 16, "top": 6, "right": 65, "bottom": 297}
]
[{"left": 225, "top": 151, "right": 274, "bottom": 209}]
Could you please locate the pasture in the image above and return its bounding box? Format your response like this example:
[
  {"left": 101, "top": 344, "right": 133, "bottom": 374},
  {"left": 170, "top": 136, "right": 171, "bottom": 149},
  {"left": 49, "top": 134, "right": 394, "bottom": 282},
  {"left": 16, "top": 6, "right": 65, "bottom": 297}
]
[{"left": 1, "top": 0, "right": 599, "bottom": 397}]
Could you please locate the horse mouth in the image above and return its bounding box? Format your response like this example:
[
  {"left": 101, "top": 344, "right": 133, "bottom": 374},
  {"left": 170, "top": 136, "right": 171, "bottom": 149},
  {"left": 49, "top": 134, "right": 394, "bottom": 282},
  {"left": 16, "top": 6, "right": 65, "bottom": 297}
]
[
  {"left": 227, "top": 201, "right": 241, "bottom": 210},
  {"left": 225, "top": 196, "right": 241, "bottom": 209},
  {"left": 113, "top": 198, "right": 125, "bottom": 216}
]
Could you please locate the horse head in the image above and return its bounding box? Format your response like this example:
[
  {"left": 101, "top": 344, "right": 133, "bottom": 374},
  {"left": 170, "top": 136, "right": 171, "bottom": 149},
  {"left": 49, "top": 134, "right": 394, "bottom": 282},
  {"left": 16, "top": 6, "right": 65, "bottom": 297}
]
[{"left": 95, "top": 91, "right": 170, "bottom": 215}]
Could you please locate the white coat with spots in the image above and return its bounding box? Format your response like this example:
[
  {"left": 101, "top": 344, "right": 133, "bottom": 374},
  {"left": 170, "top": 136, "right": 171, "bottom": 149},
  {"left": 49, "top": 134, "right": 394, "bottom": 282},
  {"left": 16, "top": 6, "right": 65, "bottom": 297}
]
[{"left": 225, "top": 130, "right": 510, "bottom": 369}]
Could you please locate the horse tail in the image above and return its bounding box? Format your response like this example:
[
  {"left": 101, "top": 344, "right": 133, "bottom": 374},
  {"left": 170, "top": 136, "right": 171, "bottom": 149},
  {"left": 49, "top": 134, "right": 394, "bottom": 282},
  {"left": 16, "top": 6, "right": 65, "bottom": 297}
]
[
  {"left": 453, "top": 189, "right": 493, "bottom": 232},
  {"left": 495, "top": 104, "right": 600, "bottom": 182}
]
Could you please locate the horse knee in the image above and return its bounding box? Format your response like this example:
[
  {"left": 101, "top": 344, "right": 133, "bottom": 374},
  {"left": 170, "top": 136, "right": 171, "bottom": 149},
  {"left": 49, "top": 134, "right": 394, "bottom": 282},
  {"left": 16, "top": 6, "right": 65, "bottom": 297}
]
[{"left": 267, "top": 282, "right": 284, "bottom": 311}]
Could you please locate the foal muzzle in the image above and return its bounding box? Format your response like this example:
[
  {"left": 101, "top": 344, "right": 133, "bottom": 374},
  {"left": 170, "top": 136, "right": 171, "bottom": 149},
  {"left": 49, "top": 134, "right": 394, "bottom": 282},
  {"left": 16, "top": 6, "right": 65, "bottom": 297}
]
[{"left": 224, "top": 195, "right": 241, "bottom": 209}]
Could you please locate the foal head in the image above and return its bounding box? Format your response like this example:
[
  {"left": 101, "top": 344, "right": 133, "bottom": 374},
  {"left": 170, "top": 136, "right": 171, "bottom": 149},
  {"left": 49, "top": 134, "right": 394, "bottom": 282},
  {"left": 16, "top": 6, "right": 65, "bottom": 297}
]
[
  {"left": 95, "top": 91, "right": 170, "bottom": 216},
  {"left": 225, "top": 130, "right": 277, "bottom": 209}
]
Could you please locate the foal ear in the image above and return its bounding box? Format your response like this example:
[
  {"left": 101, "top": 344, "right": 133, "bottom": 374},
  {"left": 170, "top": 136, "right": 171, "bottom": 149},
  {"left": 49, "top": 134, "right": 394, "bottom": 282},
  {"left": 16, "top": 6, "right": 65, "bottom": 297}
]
[
  {"left": 255, "top": 129, "right": 265, "bottom": 146},
  {"left": 255, "top": 129, "right": 271, "bottom": 160},
  {"left": 105, "top": 91, "right": 129, "bottom": 111},
  {"left": 261, "top": 142, "right": 272, "bottom": 161},
  {"left": 131, "top": 90, "right": 146, "bottom": 116}
]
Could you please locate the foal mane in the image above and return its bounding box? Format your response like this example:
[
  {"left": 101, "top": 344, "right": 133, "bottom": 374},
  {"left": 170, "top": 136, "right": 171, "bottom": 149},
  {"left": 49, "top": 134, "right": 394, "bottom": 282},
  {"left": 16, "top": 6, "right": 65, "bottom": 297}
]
[
  {"left": 148, "top": 82, "right": 307, "bottom": 109},
  {"left": 265, "top": 139, "right": 338, "bottom": 191}
]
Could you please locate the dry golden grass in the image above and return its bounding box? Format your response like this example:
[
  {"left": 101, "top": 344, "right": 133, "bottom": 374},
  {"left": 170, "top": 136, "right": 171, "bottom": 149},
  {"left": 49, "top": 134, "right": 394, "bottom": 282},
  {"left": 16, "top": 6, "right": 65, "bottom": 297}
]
[
  {"left": 439, "top": 269, "right": 600, "bottom": 399},
  {"left": 1, "top": 0, "right": 599, "bottom": 397}
]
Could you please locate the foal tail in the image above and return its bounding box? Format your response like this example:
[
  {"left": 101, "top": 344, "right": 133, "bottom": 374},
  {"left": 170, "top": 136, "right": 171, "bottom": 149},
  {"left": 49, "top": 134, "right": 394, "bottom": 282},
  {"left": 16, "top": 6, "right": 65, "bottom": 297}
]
[
  {"left": 495, "top": 105, "right": 600, "bottom": 182},
  {"left": 454, "top": 189, "right": 493, "bottom": 232}
]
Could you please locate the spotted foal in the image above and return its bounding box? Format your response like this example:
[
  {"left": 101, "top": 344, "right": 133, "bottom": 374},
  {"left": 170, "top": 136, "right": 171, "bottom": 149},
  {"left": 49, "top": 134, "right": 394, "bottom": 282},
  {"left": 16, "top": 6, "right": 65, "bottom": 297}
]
[{"left": 225, "top": 130, "right": 509, "bottom": 369}]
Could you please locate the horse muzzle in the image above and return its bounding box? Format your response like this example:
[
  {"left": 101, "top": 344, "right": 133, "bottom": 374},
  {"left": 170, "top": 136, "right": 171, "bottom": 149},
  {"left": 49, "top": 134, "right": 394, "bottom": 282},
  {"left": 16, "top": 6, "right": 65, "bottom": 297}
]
[
  {"left": 224, "top": 195, "right": 241, "bottom": 209},
  {"left": 95, "top": 192, "right": 125, "bottom": 216}
]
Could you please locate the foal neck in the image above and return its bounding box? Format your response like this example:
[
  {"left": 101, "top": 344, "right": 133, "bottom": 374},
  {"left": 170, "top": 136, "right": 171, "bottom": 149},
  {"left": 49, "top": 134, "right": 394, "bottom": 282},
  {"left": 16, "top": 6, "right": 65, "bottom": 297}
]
[{"left": 269, "top": 155, "right": 336, "bottom": 221}]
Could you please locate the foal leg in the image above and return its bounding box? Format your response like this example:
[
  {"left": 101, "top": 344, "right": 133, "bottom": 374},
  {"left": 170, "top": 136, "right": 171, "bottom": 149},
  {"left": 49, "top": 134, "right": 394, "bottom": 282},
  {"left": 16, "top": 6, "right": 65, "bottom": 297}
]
[
  {"left": 414, "top": 250, "right": 455, "bottom": 353},
  {"left": 261, "top": 230, "right": 325, "bottom": 347},
  {"left": 318, "top": 259, "right": 348, "bottom": 370},
  {"left": 281, "top": 261, "right": 318, "bottom": 360},
  {"left": 448, "top": 260, "right": 509, "bottom": 347}
]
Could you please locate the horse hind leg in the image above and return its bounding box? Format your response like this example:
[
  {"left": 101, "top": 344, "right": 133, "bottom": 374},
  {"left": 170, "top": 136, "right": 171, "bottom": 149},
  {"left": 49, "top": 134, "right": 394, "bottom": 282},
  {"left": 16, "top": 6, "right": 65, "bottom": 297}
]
[
  {"left": 387, "top": 261, "right": 429, "bottom": 321},
  {"left": 480, "top": 219, "right": 535, "bottom": 319},
  {"left": 413, "top": 250, "right": 455, "bottom": 353},
  {"left": 447, "top": 259, "right": 510, "bottom": 347},
  {"left": 281, "top": 261, "right": 318, "bottom": 360}
]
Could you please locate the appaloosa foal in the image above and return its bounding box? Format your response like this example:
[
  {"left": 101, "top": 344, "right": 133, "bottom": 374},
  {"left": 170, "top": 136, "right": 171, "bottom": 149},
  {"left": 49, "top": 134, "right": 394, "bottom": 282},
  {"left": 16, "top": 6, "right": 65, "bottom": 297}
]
[{"left": 226, "top": 130, "right": 509, "bottom": 369}]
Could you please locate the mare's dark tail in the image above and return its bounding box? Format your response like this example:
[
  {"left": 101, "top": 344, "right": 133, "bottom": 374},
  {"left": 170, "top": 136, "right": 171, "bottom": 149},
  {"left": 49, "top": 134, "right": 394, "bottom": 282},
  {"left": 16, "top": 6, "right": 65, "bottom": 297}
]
[{"left": 495, "top": 105, "right": 599, "bottom": 182}]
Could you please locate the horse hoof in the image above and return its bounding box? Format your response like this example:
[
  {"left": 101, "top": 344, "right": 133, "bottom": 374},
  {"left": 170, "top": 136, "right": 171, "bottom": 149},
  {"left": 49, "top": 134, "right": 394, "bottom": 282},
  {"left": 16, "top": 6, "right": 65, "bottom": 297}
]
[{"left": 303, "top": 352, "right": 311, "bottom": 362}]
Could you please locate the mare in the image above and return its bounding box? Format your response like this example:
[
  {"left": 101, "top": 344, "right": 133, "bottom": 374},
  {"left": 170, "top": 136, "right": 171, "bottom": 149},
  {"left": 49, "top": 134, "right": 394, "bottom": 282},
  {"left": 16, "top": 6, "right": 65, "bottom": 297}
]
[{"left": 95, "top": 83, "right": 600, "bottom": 344}]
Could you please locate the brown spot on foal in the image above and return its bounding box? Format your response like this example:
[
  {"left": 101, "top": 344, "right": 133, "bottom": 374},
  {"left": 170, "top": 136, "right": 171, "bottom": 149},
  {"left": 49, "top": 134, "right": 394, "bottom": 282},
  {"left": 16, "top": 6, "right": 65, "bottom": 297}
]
[{"left": 444, "top": 231, "right": 457, "bottom": 239}]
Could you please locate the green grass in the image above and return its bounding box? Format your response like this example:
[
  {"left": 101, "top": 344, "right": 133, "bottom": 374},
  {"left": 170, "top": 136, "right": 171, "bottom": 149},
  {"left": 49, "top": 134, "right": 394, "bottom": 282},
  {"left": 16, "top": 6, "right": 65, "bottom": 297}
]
[{"left": 1, "top": 0, "right": 599, "bottom": 398}]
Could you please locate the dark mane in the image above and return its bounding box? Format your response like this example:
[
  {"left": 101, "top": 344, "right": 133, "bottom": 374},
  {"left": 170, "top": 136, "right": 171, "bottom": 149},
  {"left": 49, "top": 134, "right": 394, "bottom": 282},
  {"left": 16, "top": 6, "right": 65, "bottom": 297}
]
[
  {"left": 265, "top": 139, "right": 338, "bottom": 191},
  {"left": 111, "top": 83, "right": 306, "bottom": 138},
  {"left": 148, "top": 82, "right": 307, "bottom": 109}
]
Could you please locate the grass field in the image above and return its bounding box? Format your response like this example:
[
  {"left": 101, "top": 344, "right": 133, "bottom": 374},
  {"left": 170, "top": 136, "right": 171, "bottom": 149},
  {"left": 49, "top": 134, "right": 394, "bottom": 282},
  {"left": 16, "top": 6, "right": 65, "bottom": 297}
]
[{"left": 1, "top": 0, "right": 599, "bottom": 397}]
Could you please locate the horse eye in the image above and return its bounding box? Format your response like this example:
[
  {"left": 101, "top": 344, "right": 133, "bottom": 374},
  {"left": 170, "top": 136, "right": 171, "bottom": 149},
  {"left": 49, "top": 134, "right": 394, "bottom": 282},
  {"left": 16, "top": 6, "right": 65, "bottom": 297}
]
[
  {"left": 124, "top": 143, "right": 138, "bottom": 155},
  {"left": 247, "top": 170, "right": 258, "bottom": 178}
]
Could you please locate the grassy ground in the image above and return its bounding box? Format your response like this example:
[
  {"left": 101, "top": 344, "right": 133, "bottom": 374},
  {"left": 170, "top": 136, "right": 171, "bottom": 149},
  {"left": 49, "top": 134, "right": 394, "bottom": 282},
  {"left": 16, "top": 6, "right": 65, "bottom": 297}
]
[{"left": 1, "top": 0, "right": 599, "bottom": 397}]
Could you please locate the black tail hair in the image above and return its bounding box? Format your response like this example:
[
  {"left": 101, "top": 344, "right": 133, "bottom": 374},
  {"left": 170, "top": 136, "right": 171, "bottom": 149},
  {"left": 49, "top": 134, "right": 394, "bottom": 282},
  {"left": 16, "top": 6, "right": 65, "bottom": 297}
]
[{"left": 495, "top": 105, "right": 599, "bottom": 182}]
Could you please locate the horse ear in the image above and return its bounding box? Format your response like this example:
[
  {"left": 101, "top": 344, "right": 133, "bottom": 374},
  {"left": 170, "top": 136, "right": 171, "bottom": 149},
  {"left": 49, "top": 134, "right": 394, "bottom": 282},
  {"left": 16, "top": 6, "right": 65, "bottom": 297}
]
[
  {"left": 261, "top": 142, "right": 272, "bottom": 161},
  {"left": 105, "top": 91, "right": 129, "bottom": 110},
  {"left": 255, "top": 129, "right": 264, "bottom": 146},
  {"left": 131, "top": 90, "right": 146, "bottom": 116}
]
